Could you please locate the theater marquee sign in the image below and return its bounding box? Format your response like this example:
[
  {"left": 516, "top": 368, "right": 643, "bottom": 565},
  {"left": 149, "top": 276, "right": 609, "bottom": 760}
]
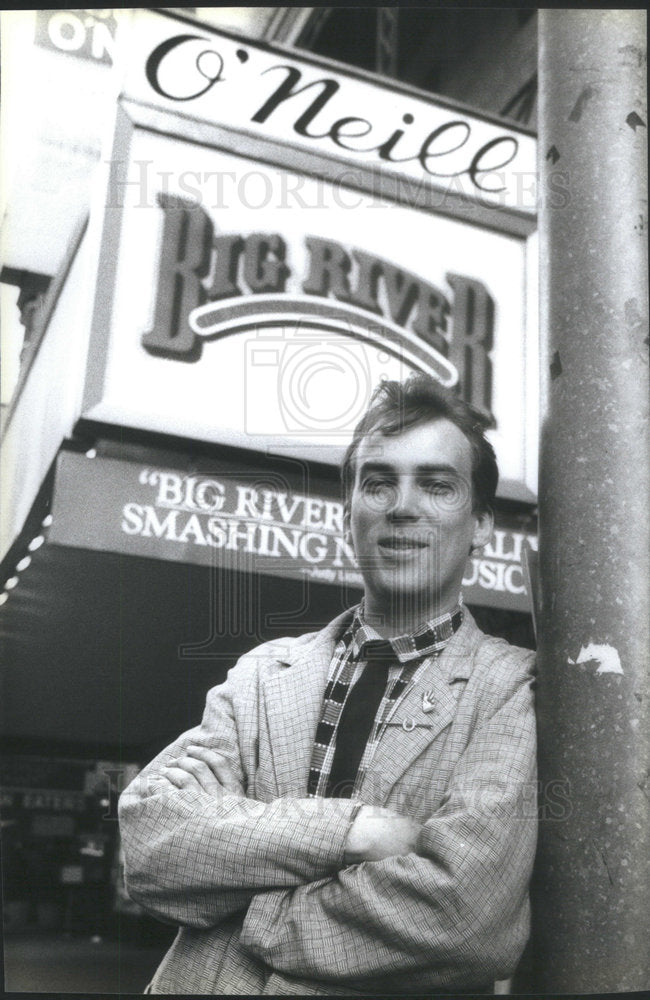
[
  {"left": 81, "top": 8, "right": 538, "bottom": 497},
  {"left": 50, "top": 452, "right": 536, "bottom": 612},
  {"left": 143, "top": 193, "right": 494, "bottom": 417}
]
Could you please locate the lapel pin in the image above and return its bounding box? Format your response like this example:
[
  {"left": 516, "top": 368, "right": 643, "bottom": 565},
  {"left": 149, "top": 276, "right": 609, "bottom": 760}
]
[{"left": 422, "top": 690, "right": 436, "bottom": 713}]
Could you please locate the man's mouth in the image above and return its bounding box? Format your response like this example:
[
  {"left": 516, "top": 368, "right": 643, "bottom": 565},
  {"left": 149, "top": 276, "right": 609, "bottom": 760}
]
[{"left": 377, "top": 536, "right": 429, "bottom": 551}]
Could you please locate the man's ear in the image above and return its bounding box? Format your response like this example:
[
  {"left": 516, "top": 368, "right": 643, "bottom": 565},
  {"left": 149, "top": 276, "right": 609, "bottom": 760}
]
[
  {"left": 472, "top": 508, "right": 494, "bottom": 551},
  {"left": 343, "top": 505, "right": 353, "bottom": 548}
]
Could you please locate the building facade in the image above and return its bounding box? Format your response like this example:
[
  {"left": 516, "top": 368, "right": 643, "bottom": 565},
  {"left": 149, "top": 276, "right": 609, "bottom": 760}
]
[{"left": 1, "top": 7, "right": 647, "bottom": 994}]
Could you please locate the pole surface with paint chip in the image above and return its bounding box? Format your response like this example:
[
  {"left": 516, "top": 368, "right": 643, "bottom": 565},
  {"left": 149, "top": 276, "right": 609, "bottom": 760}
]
[{"left": 533, "top": 9, "right": 649, "bottom": 992}]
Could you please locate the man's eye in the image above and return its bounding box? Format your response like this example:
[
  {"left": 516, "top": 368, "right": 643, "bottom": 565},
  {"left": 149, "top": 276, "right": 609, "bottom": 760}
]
[
  {"left": 362, "top": 478, "right": 398, "bottom": 506},
  {"left": 363, "top": 477, "right": 393, "bottom": 494},
  {"left": 423, "top": 479, "right": 455, "bottom": 494},
  {"left": 422, "top": 478, "right": 470, "bottom": 508}
]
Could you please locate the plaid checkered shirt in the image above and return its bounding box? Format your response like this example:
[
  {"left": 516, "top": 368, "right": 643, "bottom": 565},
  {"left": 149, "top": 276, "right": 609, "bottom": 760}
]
[{"left": 307, "top": 600, "right": 464, "bottom": 798}]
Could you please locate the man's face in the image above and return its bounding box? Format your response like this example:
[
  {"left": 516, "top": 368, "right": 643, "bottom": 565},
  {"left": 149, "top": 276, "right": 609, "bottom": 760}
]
[{"left": 347, "top": 417, "right": 493, "bottom": 623}]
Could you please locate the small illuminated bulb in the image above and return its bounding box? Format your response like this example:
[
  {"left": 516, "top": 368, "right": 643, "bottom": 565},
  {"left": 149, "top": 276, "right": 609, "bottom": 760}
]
[
  {"left": 85, "top": 448, "right": 97, "bottom": 459},
  {"left": 28, "top": 536, "right": 45, "bottom": 552},
  {"left": 16, "top": 556, "right": 32, "bottom": 572},
  {"left": 4, "top": 577, "right": 18, "bottom": 590},
  {"left": 42, "top": 515, "right": 53, "bottom": 528},
  {"left": 0, "top": 593, "right": 8, "bottom": 607}
]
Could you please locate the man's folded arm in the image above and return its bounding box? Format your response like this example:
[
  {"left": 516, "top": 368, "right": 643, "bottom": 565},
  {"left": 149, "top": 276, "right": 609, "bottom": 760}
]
[
  {"left": 118, "top": 651, "right": 361, "bottom": 928},
  {"left": 239, "top": 675, "right": 537, "bottom": 990}
]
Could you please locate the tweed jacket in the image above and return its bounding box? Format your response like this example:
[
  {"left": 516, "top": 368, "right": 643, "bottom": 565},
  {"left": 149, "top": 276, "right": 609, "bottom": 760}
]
[{"left": 118, "top": 607, "right": 537, "bottom": 995}]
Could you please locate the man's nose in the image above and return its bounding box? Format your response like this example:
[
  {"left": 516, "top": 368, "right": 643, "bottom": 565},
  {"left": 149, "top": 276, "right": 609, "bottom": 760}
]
[{"left": 387, "top": 477, "right": 420, "bottom": 519}]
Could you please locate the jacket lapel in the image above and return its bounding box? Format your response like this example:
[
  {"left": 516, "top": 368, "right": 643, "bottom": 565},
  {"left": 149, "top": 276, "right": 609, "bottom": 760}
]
[
  {"left": 361, "top": 611, "right": 482, "bottom": 802},
  {"left": 261, "top": 610, "right": 353, "bottom": 796},
  {"left": 259, "top": 607, "right": 483, "bottom": 801}
]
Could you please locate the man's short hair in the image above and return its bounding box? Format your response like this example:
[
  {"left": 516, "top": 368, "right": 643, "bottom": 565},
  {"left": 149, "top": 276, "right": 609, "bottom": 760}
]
[{"left": 341, "top": 373, "right": 499, "bottom": 514}]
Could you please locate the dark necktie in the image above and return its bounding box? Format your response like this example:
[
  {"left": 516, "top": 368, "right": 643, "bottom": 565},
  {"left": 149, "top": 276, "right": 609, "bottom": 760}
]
[{"left": 325, "top": 640, "right": 394, "bottom": 798}]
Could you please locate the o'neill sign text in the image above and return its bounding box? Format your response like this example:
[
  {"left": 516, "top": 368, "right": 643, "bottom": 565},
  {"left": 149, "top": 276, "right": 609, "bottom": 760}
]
[{"left": 122, "top": 9, "right": 537, "bottom": 213}]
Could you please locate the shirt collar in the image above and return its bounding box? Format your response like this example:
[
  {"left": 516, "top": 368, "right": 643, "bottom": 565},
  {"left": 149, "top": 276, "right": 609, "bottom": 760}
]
[{"left": 347, "top": 598, "right": 464, "bottom": 664}]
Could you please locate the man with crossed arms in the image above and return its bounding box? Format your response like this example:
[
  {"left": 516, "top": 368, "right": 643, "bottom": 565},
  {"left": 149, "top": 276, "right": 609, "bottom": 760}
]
[{"left": 119, "top": 374, "right": 537, "bottom": 995}]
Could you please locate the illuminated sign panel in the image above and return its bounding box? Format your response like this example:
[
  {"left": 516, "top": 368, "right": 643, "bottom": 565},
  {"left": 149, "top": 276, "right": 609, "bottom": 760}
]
[
  {"left": 143, "top": 194, "right": 492, "bottom": 414},
  {"left": 83, "top": 135, "right": 534, "bottom": 488}
]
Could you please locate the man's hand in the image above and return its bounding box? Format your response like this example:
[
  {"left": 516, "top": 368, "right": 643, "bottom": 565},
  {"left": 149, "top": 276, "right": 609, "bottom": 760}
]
[
  {"left": 163, "top": 752, "right": 420, "bottom": 863},
  {"left": 162, "top": 745, "right": 244, "bottom": 796},
  {"left": 344, "top": 805, "right": 422, "bottom": 864}
]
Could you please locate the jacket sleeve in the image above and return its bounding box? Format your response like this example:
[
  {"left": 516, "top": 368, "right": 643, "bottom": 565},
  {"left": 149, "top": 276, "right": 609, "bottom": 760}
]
[
  {"left": 118, "top": 648, "right": 361, "bottom": 929},
  {"left": 239, "top": 664, "right": 537, "bottom": 990}
]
